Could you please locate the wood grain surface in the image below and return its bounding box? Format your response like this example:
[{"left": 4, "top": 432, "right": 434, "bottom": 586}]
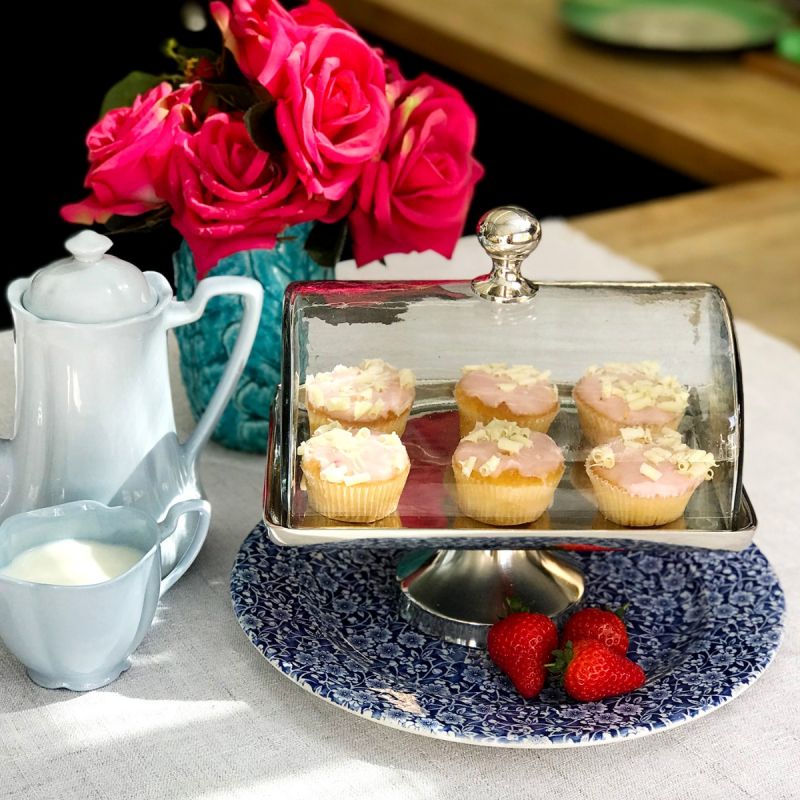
[
  {"left": 573, "top": 178, "right": 800, "bottom": 346},
  {"left": 332, "top": 0, "right": 800, "bottom": 184}
]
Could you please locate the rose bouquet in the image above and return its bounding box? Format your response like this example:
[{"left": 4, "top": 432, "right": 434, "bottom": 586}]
[
  {"left": 62, "top": 0, "right": 483, "bottom": 274},
  {"left": 62, "top": 0, "right": 484, "bottom": 451}
]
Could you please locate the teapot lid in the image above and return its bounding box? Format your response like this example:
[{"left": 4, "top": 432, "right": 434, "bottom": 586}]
[{"left": 23, "top": 230, "right": 157, "bottom": 323}]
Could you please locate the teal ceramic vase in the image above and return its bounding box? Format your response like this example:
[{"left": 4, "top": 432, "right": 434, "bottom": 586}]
[{"left": 173, "top": 223, "right": 328, "bottom": 452}]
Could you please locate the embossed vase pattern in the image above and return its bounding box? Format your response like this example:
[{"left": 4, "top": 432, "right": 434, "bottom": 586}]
[{"left": 173, "top": 223, "right": 328, "bottom": 452}]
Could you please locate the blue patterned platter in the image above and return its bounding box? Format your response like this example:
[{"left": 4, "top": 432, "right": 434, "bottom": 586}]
[{"left": 231, "top": 526, "right": 784, "bottom": 747}]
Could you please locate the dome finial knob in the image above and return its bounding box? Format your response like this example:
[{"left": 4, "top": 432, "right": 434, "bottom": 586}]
[{"left": 473, "top": 206, "right": 541, "bottom": 303}]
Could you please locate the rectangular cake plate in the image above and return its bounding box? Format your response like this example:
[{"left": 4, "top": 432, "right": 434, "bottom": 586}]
[{"left": 262, "top": 389, "right": 757, "bottom": 552}]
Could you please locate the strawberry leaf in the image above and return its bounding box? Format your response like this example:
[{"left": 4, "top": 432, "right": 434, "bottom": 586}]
[
  {"left": 545, "top": 641, "right": 574, "bottom": 683},
  {"left": 606, "top": 602, "right": 630, "bottom": 620},
  {"left": 503, "top": 596, "right": 531, "bottom": 617}
]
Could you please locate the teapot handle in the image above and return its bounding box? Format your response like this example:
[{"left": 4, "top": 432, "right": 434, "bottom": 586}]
[{"left": 163, "top": 276, "right": 264, "bottom": 466}]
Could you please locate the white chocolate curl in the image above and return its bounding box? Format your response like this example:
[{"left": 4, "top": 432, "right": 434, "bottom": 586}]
[
  {"left": 298, "top": 422, "right": 409, "bottom": 484},
  {"left": 589, "top": 445, "right": 616, "bottom": 469},
  {"left": 585, "top": 361, "right": 689, "bottom": 414},
  {"left": 304, "top": 359, "right": 415, "bottom": 421},
  {"left": 591, "top": 426, "right": 717, "bottom": 483},
  {"left": 461, "top": 363, "right": 552, "bottom": 387}
]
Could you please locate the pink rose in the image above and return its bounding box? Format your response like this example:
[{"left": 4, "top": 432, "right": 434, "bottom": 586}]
[
  {"left": 210, "top": 0, "right": 296, "bottom": 93},
  {"left": 349, "top": 75, "right": 484, "bottom": 265},
  {"left": 290, "top": 0, "right": 355, "bottom": 31},
  {"left": 275, "top": 28, "right": 390, "bottom": 202},
  {"left": 61, "top": 82, "right": 200, "bottom": 225},
  {"left": 163, "top": 111, "right": 329, "bottom": 277}
]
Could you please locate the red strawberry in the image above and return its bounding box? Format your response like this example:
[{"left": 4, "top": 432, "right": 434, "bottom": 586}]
[
  {"left": 487, "top": 609, "right": 558, "bottom": 699},
  {"left": 549, "top": 640, "right": 645, "bottom": 702},
  {"left": 560, "top": 604, "right": 629, "bottom": 655}
]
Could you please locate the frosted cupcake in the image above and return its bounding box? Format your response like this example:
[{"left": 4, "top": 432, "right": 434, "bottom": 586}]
[
  {"left": 585, "top": 426, "right": 716, "bottom": 527},
  {"left": 454, "top": 363, "right": 559, "bottom": 437},
  {"left": 298, "top": 423, "right": 410, "bottom": 523},
  {"left": 304, "top": 359, "right": 416, "bottom": 436},
  {"left": 573, "top": 361, "right": 688, "bottom": 445},
  {"left": 452, "top": 419, "right": 564, "bottom": 526}
]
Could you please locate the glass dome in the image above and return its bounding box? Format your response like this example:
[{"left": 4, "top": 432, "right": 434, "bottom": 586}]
[
  {"left": 264, "top": 210, "right": 754, "bottom": 551},
  {"left": 264, "top": 278, "right": 754, "bottom": 550}
]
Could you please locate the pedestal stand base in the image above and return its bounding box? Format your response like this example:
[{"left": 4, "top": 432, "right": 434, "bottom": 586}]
[{"left": 398, "top": 549, "right": 585, "bottom": 647}]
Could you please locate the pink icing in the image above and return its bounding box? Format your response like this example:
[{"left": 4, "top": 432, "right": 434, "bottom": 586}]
[
  {"left": 589, "top": 440, "right": 703, "bottom": 498},
  {"left": 457, "top": 370, "right": 557, "bottom": 416},
  {"left": 454, "top": 432, "right": 564, "bottom": 479},
  {"left": 300, "top": 428, "right": 409, "bottom": 483},
  {"left": 575, "top": 374, "right": 677, "bottom": 426},
  {"left": 306, "top": 362, "right": 414, "bottom": 421}
]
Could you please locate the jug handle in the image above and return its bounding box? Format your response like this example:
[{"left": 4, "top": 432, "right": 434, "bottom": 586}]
[
  {"left": 163, "top": 276, "right": 264, "bottom": 466},
  {"left": 157, "top": 498, "right": 211, "bottom": 596}
]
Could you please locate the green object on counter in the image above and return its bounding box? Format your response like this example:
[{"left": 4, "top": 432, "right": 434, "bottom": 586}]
[
  {"left": 561, "top": 0, "right": 792, "bottom": 52},
  {"left": 776, "top": 28, "right": 800, "bottom": 64}
]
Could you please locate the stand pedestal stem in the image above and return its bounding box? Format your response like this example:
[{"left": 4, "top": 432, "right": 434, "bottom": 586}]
[{"left": 398, "top": 549, "right": 585, "bottom": 648}]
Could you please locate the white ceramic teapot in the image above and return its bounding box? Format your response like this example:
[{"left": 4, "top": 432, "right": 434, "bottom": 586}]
[{"left": 0, "top": 231, "right": 263, "bottom": 574}]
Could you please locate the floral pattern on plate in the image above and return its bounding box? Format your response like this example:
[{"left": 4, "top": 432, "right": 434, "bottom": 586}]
[{"left": 231, "top": 525, "right": 784, "bottom": 747}]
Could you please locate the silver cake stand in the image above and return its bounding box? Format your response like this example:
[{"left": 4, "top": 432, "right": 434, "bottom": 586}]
[{"left": 262, "top": 207, "right": 756, "bottom": 648}]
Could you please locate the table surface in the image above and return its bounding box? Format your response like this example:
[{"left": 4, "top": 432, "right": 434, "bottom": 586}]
[
  {"left": 1, "top": 222, "right": 798, "bottom": 800},
  {"left": 573, "top": 177, "right": 800, "bottom": 347},
  {"left": 331, "top": 0, "right": 800, "bottom": 184}
]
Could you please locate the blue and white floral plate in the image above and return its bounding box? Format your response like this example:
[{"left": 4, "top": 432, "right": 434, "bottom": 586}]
[{"left": 231, "top": 526, "right": 784, "bottom": 747}]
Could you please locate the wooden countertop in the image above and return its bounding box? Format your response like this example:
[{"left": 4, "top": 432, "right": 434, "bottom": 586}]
[
  {"left": 332, "top": 0, "right": 799, "bottom": 346},
  {"left": 332, "top": 0, "right": 800, "bottom": 184},
  {"left": 572, "top": 178, "right": 800, "bottom": 347}
]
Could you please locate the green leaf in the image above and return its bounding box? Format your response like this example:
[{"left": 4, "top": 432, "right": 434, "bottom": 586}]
[
  {"left": 503, "top": 596, "right": 531, "bottom": 616},
  {"left": 100, "top": 71, "right": 165, "bottom": 117},
  {"left": 304, "top": 219, "right": 348, "bottom": 269},
  {"left": 606, "top": 602, "right": 630, "bottom": 620},
  {"left": 104, "top": 205, "right": 172, "bottom": 235},
  {"left": 244, "top": 99, "right": 281, "bottom": 152},
  {"left": 545, "top": 642, "right": 573, "bottom": 683}
]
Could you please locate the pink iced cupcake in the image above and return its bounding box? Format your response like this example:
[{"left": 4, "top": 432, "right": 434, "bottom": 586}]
[
  {"left": 454, "top": 363, "right": 559, "bottom": 437},
  {"left": 585, "top": 426, "right": 716, "bottom": 527},
  {"left": 573, "top": 361, "right": 689, "bottom": 445},
  {"left": 305, "top": 359, "right": 416, "bottom": 436},
  {"left": 298, "top": 423, "right": 410, "bottom": 523},
  {"left": 452, "top": 419, "right": 564, "bottom": 526}
]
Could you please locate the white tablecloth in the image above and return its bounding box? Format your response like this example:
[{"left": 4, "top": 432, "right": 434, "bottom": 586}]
[{"left": 1, "top": 221, "right": 798, "bottom": 800}]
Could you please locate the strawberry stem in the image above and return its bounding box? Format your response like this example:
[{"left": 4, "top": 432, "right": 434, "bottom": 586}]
[{"left": 545, "top": 641, "right": 573, "bottom": 685}]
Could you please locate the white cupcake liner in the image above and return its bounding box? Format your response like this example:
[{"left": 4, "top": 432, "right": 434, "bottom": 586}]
[
  {"left": 303, "top": 465, "right": 410, "bottom": 523},
  {"left": 586, "top": 468, "right": 693, "bottom": 527},
  {"left": 453, "top": 469, "right": 561, "bottom": 526}
]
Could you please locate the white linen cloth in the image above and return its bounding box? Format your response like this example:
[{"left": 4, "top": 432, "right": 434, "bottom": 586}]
[{"left": 1, "top": 221, "right": 797, "bottom": 800}]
